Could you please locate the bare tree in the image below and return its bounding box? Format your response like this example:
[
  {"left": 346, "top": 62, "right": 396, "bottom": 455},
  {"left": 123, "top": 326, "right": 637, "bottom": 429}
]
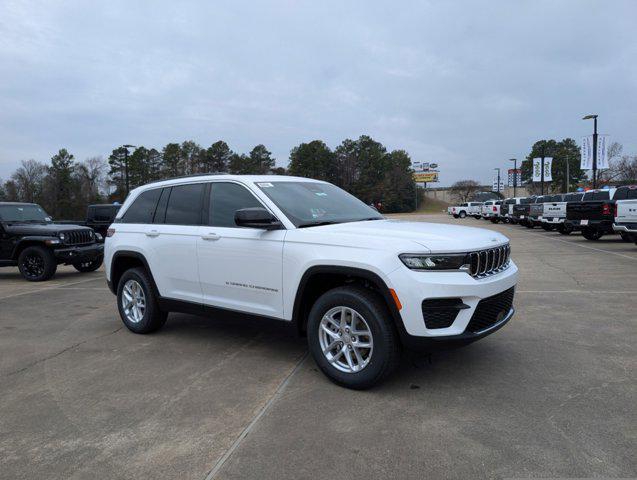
[
  {"left": 449, "top": 180, "right": 481, "bottom": 203},
  {"left": 76, "top": 156, "right": 107, "bottom": 202},
  {"left": 10, "top": 159, "right": 47, "bottom": 203}
]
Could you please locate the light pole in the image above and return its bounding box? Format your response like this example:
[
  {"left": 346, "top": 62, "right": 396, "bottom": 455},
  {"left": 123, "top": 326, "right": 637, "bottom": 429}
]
[
  {"left": 509, "top": 158, "right": 517, "bottom": 197},
  {"left": 494, "top": 168, "right": 501, "bottom": 196},
  {"left": 582, "top": 114, "right": 598, "bottom": 189},
  {"left": 121, "top": 144, "right": 136, "bottom": 197}
]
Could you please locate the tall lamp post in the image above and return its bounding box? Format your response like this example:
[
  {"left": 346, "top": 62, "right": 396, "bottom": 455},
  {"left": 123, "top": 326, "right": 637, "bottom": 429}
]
[
  {"left": 509, "top": 158, "right": 517, "bottom": 197},
  {"left": 494, "top": 168, "right": 501, "bottom": 196},
  {"left": 121, "top": 144, "right": 136, "bottom": 197},
  {"left": 582, "top": 114, "right": 598, "bottom": 189}
]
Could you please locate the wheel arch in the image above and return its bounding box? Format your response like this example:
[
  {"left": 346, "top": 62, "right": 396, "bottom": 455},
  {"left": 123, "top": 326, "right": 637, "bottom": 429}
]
[
  {"left": 291, "top": 265, "right": 404, "bottom": 339},
  {"left": 109, "top": 250, "right": 160, "bottom": 297},
  {"left": 12, "top": 237, "right": 53, "bottom": 260}
]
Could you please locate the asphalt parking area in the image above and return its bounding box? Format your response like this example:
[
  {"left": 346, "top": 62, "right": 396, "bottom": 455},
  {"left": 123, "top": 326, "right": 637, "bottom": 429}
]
[{"left": 1, "top": 215, "right": 635, "bottom": 479}]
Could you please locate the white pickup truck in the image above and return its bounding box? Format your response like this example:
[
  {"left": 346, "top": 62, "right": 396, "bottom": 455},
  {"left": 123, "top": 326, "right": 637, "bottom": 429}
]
[
  {"left": 541, "top": 192, "right": 584, "bottom": 234},
  {"left": 450, "top": 202, "right": 483, "bottom": 219},
  {"left": 481, "top": 200, "right": 502, "bottom": 223},
  {"left": 612, "top": 186, "right": 637, "bottom": 245}
]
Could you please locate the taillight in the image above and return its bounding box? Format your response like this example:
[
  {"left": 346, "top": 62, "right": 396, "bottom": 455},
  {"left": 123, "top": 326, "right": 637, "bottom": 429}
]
[
  {"left": 614, "top": 203, "right": 618, "bottom": 217},
  {"left": 602, "top": 204, "right": 611, "bottom": 216},
  {"left": 493, "top": 206, "right": 497, "bottom": 212},
  {"left": 106, "top": 228, "right": 116, "bottom": 237}
]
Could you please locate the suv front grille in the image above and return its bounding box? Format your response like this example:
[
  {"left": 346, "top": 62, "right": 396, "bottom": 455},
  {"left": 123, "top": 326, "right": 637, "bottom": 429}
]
[
  {"left": 466, "top": 287, "right": 515, "bottom": 333},
  {"left": 468, "top": 244, "right": 510, "bottom": 278},
  {"left": 64, "top": 229, "right": 94, "bottom": 245}
]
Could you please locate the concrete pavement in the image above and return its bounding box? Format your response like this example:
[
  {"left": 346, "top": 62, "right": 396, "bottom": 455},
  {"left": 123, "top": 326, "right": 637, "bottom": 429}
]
[{"left": 0, "top": 216, "right": 635, "bottom": 479}]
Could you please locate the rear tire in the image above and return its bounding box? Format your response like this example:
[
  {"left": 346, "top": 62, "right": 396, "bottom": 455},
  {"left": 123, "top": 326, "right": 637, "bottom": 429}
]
[
  {"left": 558, "top": 223, "right": 572, "bottom": 235},
  {"left": 117, "top": 267, "right": 167, "bottom": 334},
  {"left": 459, "top": 211, "right": 466, "bottom": 218},
  {"left": 18, "top": 246, "right": 57, "bottom": 281},
  {"left": 73, "top": 255, "right": 103, "bottom": 272},
  {"left": 581, "top": 227, "right": 603, "bottom": 241},
  {"left": 525, "top": 221, "right": 535, "bottom": 229},
  {"left": 307, "top": 286, "right": 401, "bottom": 390},
  {"left": 541, "top": 224, "right": 554, "bottom": 231}
]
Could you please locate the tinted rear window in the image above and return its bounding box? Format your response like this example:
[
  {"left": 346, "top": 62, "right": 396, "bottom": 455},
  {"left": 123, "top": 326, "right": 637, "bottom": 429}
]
[
  {"left": 583, "top": 191, "right": 610, "bottom": 201},
  {"left": 627, "top": 188, "right": 637, "bottom": 200},
  {"left": 165, "top": 183, "right": 205, "bottom": 225},
  {"left": 521, "top": 198, "right": 533, "bottom": 204},
  {"left": 122, "top": 189, "right": 162, "bottom": 224}
]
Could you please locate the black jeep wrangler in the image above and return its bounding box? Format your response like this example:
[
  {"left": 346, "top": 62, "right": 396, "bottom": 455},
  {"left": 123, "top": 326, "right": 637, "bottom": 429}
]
[{"left": 0, "top": 202, "right": 104, "bottom": 281}]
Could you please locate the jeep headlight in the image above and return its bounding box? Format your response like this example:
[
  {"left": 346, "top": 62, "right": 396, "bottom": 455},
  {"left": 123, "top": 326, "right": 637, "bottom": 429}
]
[
  {"left": 58, "top": 233, "right": 65, "bottom": 241},
  {"left": 399, "top": 253, "right": 470, "bottom": 271}
]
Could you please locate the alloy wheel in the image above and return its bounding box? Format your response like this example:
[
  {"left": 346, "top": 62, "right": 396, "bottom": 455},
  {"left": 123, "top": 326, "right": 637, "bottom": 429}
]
[
  {"left": 22, "top": 254, "right": 45, "bottom": 278},
  {"left": 122, "top": 279, "right": 146, "bottom": 324},
  {"left": 318, "top": 306, "right": 374, "bottom": 373}
]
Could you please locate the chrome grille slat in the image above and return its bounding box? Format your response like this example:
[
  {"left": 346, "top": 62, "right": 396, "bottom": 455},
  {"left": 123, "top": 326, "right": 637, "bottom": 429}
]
[{"left": 467, "top": 244, "right": 510, "bottom": 279}]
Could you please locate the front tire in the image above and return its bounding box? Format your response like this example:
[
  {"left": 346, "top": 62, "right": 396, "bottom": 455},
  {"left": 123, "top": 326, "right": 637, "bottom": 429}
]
[
  {"left": 117, "top": 267, "right": 167, "bottom": 334},
  {"left": 18, "top": 246, "right": 57, "bottom": 281},
  {"left": 307, "top": 286, "right": 400, "bottom": 390},
  {"left": 73, "top": 255, "right": 103, "bottom": 272}
]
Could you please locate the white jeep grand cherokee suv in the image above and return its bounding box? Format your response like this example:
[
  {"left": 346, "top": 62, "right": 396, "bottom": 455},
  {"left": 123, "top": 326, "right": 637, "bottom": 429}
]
[{"left": 105, "top": 175, "right": 518, "bottom": 389}]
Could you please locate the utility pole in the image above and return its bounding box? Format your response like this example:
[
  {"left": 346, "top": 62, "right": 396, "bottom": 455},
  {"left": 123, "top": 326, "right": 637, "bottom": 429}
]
[
  {"left": 122, "top": 144, "right": 136, "bottom": 197},
  {"left": 509, "top": 158, "right": 517, "bottom": 197},
  {"left": 565, "top": 157, "right": 570, "bottom": 193},
  {"left": 583, "top": 114, "right": 598, "bottom": 189}
]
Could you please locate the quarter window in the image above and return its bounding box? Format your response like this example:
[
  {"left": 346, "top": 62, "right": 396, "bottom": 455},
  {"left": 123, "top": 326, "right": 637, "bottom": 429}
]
[
  {"left": 165, "top": 183, "right": 205, "bottom": 225},
  {"left": 208, "top": 182, "right": 263, "bottom": 227},
  {"left": 122, "top": 188, "right": 162, "bottom": 224}
]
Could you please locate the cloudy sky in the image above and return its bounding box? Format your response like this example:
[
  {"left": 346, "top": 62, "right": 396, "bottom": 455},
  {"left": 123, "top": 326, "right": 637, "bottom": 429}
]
[{"left": 1, "top": 0, "right": 635, "bottom": 186}]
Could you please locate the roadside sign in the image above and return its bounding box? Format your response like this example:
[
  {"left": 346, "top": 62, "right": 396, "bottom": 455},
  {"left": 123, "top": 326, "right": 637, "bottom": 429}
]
[{"left": 413, "top": 172, "right": 438, "bottom": 182}]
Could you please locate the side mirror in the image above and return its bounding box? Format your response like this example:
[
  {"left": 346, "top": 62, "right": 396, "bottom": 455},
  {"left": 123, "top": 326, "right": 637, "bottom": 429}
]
[{"left": 234, "top": 208, "right": 282, "bottom": 230}]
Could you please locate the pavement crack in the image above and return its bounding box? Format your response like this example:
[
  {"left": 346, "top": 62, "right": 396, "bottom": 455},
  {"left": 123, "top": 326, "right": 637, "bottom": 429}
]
[
  {"left": 3, "top": 326, "right": 123, "bottom": 378},
  {"left": 203, "top": 351, "right": 308, "bottom": 480}
]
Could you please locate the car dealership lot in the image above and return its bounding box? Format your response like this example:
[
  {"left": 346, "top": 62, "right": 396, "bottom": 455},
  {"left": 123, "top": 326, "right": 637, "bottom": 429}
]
[{"left": 1, "top": 214, "right": 635, "bottom": 479}]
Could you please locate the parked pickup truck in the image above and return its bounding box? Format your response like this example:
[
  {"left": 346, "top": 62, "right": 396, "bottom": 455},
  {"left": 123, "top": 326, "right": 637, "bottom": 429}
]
[
  {"left": 512, "top": 197, "right": 537, "bottom": 227},
  {"left": 56, "top": 204, "right": 121, "bottom": 237},
  {"left": 541, "top": 192, "right": 584, "bottom": 234},
  {"left": 481, "top": 200, "right": 503, "bottom": 223},
  {"left": 468, "top": 202, "right": 484, "bottom": 219},
  {"left": 527, "top": 194, "right": 563, "bottom": 230},
  {"left": 612, "top": 186, "right": 637, "bottom": 245},
  {"left": 502, "top": 197, "right": 522, "bottom": 224},
  {"left": 566, "top": 186, "right": 637, "bottom": 241}
]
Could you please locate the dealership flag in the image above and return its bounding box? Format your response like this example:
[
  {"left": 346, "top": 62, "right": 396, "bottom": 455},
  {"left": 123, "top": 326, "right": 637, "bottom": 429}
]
[
  {"left": 532, "top": 158, "right": 552, "bottom": 182},
  {"left": 597, "top": 135, "right": 609, "bottom": 169},
  {"left": 543, "top": 157, "right": 553, "bottom": 181},
  {"left": 581, "top": 136, "right": 593, "bottom": 170},
  {"left": 532, "top": 158, "right": 542, "bottom": 181}
]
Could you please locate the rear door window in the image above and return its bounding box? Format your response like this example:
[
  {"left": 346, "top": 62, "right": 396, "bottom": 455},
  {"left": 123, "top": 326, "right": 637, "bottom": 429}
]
[
  {"left": 122, "top": 189, "right": 162, "bottom": 224},
  {"left": 164, "top": 183, "right": 205, "bottom": 225}
]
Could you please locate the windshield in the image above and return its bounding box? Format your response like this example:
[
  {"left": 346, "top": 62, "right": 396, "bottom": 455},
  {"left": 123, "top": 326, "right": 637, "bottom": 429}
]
[
  {"left": 255, "top": 181, "right": 382, "bottom": 227},
  {"left": 0, "top": 204, "right": 52, "bottom": 223}
]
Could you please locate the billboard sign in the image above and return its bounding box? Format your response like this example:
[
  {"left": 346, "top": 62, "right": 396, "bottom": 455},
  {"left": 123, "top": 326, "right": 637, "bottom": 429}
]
[{"left": 413, "top": 172, "right": 439, "bottom": 183}]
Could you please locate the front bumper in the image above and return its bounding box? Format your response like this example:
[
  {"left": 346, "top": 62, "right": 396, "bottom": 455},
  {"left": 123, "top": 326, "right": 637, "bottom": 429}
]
[
  {"left": 386, "top": 260, "right": 518, "bottom": 347},
  {"left": 53, "top": 243, "right": 104, "bottom": 263}
]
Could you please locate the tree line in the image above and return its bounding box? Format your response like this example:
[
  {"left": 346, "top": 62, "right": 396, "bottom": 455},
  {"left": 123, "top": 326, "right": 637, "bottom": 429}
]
[{"left": 0, "top": 135, "right": 417, "bottom": 218}]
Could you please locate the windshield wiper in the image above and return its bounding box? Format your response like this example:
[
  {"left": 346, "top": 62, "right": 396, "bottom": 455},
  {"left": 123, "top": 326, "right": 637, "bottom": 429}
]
[{"left": 297, "top": 220, "right": 342, "bottom": 228}]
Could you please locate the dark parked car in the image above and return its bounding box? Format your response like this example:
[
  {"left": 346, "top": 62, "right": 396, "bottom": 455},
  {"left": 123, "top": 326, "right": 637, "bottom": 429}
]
[{"left": 0, "top": 202, "right": 104, "bottom": 281}]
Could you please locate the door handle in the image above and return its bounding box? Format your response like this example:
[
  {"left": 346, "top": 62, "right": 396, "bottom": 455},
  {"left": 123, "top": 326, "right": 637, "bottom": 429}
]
[
  {"left": 201, "top": 233, "right": 220, "bottom": 241},
  {"left": 145, "top": 230, "right": 160, "bottom": 237}
]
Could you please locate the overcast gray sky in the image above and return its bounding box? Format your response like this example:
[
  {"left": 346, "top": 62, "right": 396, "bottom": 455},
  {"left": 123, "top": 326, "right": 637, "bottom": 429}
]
[{"left": 1, "top": 0, "right": 635, "bottom": 186}]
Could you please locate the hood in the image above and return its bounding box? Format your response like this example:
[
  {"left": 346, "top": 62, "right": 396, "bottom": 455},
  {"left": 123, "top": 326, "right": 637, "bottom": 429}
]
[
  {"left": 3, "top": 223, "right": 89, "bottom": 236},
  {"left": 289, "top": 219, "right": 509, "bottom": 253}
]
